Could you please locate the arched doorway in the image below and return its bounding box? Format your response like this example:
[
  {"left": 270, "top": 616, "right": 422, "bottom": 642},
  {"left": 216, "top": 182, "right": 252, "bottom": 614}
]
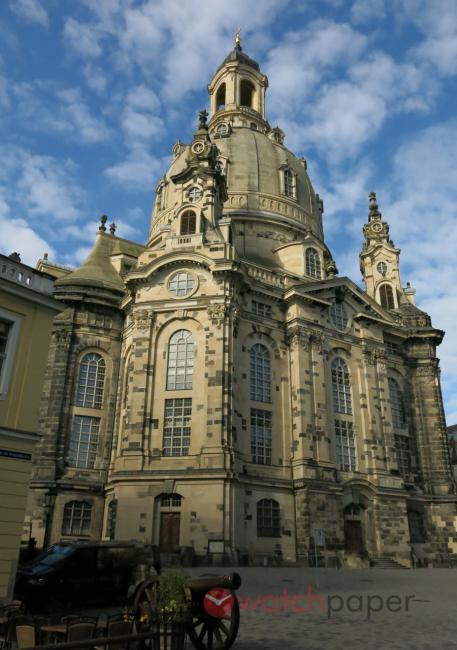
[{"left": 344, "top": 503, "right": 364, "bottom": 553}]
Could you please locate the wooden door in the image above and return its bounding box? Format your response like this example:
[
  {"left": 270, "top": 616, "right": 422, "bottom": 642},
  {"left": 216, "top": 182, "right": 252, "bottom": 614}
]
[
  {"left": 159, "top": 512, "right": 180, "bottom": 552},
  {"left": 344, "top": 519, "right": 363, "bottom": 552}
]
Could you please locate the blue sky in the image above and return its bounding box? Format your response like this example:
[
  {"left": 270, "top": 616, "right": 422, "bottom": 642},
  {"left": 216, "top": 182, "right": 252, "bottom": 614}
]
[{"left": 1, "top": 0, "right": 457, "bottom": 423}]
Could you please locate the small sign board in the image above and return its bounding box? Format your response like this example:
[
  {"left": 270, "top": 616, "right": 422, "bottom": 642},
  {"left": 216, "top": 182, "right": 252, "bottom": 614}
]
[
  {"left": 208, "top": 540, "right": 225, "bottom": 554},
  {"left": 312, "top": 527, "right": 326, "bottom": 547},
  {"left": 0, "top": 449, "right": 32, "bottom": 461}
]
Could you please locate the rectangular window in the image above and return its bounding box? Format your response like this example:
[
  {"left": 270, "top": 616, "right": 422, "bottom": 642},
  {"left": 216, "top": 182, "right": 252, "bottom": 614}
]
[
  {"left": 69, "top": 415, "right": 100, "bottom": 469},
  {"left": 252, "top": 301, "right": 272, "bottom": 319},
  {"left": 0, "top": 319, "right": 12, "bottom": 383},
  {"left": 0, "top": 312, "right": 20, "bottom": 400},
  {"left": 385, "top": 341, "right": 399, "bottom": 355},
  {"left": 395, "top": 434, "right": 411, "bottom": 476},
  {"left": 62, "top": 502, "right": 92, "bottom": 536},
  {"left": 335, "top": 419, "right": 356, "bottom": 471},
  {"left": 163, "top": 398, "right": 192, "bottom": 456},
  {"left": 251, "top": 408, "right": 272, "bottom": 465}
]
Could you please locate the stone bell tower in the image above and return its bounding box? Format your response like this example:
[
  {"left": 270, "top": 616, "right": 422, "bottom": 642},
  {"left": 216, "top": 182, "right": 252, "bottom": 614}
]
[{"left": 359, "top": 192, "right": 407, "bottom": 310}]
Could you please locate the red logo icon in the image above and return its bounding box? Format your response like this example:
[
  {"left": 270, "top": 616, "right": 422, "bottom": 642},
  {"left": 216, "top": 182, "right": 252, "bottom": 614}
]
[{"left": 203, "top": 588, "right": 235, "bottom": 618}]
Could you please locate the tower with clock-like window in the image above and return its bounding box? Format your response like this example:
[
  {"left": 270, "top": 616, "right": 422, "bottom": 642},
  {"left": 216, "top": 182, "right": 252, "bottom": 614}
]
[{"left": 27, "top": 38, "right": 456, "bottom": 568}]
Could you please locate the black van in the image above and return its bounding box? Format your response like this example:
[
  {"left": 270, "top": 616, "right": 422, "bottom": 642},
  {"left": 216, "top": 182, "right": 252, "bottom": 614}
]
[{"left": 15, "top": 541, "right": 160, "bottom": 610}]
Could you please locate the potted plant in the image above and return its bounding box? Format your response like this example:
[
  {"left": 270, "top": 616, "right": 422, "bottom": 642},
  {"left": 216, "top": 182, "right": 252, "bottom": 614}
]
[{"left": 140, "top": 571, "right": 191, "bottom": 650}]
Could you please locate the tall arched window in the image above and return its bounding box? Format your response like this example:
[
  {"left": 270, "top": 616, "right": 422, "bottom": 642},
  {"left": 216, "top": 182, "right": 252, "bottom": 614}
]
[
  {"left": 305, "top": 248, "right": 321, "bottom": 279},
  {"left": 240, "top": 80, "right": 255, "bottom": 107},
  {"left": 76, "top": 352, "right": 106, "bottom": 408},
  {"left": 250, "top": 344, "right": 271, "bottom": 402},
  {"left": 389, "top": 377, "right": 406, "bottom": 429},
  {"left": 284, "top": 169, "right": 295, "bottom": 198},
  {"left": 379, "top": 284, "right": 395, "bottom": 309},
  {"left": 216, "top": 83, "right": 226, "bottom": 110},
  {"left": 62, "top": 500, "right": 92, "bottom": 536},
  {"left": 106, "top": 499, "right": 117, "bottom": 540},
  {"left": 331, "top": 358, "right": 352, "bottom": 414},
  {"left": 257, "top": 499, "right": 280, "bottom": 537},
  {"left": 167, "top": 330, "right": 194, "bottom": 390},
  {"left": 180, "top": 211, "right": 196, "bottom": 235}
]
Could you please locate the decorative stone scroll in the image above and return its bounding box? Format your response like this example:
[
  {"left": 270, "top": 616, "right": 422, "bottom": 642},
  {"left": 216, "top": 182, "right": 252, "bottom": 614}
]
[
  {"left": 286, "top": 326, "right": 311, "bottom": 351},
  {"left": 207, "top": 303, "right": 226, "bottom": 327},
  {"left": 133, "top": 309, "right": 155, "bottom": 331},
  {"left": 54, "top": 328, "right": 72, "bottom": 349}
]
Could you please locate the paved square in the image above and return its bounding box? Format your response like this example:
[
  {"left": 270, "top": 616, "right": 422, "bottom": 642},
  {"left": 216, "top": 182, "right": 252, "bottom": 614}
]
[{"left": 187, "top": 567, "right": 457, "bottom": 649}]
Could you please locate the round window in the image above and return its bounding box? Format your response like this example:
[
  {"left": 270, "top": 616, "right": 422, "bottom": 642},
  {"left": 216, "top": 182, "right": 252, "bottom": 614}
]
[
  {"left": 216, "top": 123, "right": 228, "bottom": 135},
  {"left": 377, "top": 261, "right": 387, "bottom": 276},
  {"left": 168, "top": 272, "right": 195, "bottom": 297}
]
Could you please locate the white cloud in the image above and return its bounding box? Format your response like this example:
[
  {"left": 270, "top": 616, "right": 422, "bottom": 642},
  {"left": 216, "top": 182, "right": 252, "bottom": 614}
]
[
  {"left": 57, "top": 88, "right": 111, "bottom": 143},
  {"left": 351, "top": 0, "right": 386, "bottom": 24},
  {"left": 9, "top": 0, "right": 49, "bottom": 28},
  {"left": 63, "top": 18, "right": 103, "bottom": 59},
  {"left": 104, "top": 145, "right": 164, "bottom": 190},
  {"left": 83, "top": 64, "right": 108, "bottom": 93}
]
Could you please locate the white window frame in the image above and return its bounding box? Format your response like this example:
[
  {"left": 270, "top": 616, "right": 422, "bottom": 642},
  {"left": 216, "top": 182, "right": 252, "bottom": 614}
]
[
  {"left": 0, "top": 309, "right": 21, "bottom": 401},
  {"left": 335, "top": 419, "right": 357, "bottom": 471}
]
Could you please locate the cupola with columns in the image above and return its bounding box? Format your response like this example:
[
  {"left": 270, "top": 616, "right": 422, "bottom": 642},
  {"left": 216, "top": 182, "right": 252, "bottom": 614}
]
[
  {"left": 207, "top": 29, "right": 269, "bottom": 132},
  {"left": 360, "top": 192, "right": 415, "bottom": 310}
]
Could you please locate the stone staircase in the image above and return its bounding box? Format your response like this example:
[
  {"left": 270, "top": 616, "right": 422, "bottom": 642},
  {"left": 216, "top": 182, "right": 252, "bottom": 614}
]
[{"left": 370, "top": 556, "right": 408, "bottom": 569}]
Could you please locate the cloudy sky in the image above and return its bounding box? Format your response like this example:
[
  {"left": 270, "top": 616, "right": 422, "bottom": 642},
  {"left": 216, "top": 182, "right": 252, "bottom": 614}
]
[{"left": 1, "top": 0, "right": 457, "bottom": 422}]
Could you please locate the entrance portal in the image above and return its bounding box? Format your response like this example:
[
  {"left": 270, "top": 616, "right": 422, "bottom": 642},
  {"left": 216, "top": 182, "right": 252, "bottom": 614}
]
[
  {"left": 159, "top": 512, "right": 180, "bottom": 552},
  {"left": 344, "top": 503, "right": 364, "bottom": 553}
]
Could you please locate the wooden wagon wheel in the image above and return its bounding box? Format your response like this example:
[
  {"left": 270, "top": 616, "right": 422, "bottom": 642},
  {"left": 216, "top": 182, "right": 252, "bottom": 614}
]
[
  {"left": 133, "top": 577, "right": 161, "bottom": 632},
  {"left": 187, "top": 595, "right": 239, "bottom": 650}
]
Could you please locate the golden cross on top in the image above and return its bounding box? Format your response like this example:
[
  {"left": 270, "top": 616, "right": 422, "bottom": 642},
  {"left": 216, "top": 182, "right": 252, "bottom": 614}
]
[{"left": 235, "top": 27, "right": 241, "bottom": 47}]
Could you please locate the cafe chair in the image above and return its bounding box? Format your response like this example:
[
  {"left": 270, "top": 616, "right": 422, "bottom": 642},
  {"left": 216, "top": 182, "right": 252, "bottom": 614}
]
[
  {"left": 94, "top": 614, "right": 134, "bottom": 650},
  {"left": 65, "top": 617, "right": 98, "bottom": 643}
]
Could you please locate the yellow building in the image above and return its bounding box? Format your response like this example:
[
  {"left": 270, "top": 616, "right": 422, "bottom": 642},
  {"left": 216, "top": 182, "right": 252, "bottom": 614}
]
[{"left": 0, "top": 252, "right": 61, "bottom": 603}]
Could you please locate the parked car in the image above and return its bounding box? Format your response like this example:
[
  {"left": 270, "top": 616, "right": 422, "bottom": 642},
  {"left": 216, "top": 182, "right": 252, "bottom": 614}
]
[{"left": 15, "top": 541, "right": 161, "bottom": 611}]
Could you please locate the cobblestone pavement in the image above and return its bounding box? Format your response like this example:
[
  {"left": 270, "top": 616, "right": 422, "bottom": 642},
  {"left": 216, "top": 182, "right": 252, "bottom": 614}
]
[{"left": 186, "top": 567, "right": 457, "bottom": 650}]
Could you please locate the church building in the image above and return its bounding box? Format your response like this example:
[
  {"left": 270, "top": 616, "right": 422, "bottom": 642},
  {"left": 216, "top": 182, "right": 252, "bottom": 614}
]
[{"left": 26, "top": 39, "right": 457, "bottom": 567}]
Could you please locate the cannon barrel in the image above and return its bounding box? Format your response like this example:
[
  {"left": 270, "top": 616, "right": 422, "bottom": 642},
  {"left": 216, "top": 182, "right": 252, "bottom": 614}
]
[{"left": 186, "top": 572, "right": 242, "bottom": 593}]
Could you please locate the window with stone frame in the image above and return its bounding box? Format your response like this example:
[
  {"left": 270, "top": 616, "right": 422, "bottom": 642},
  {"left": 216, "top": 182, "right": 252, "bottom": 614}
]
[
  {"left": 76, "top": 352, "right": 106, "bottom": 409},
  {"left": 0, "top": 319, "right": 12, "bottom": 387},
  {"left": 250, "top": 408, "right": 272, "bottom": 465},
  {"left": 250, "top": 344, "right": 271, "bottom": 403},
  {"left": 257, "top": 499, "right": 280, "bottom": 537},
  {"left": 252, "top": 301, "right": 272, "bottom": 319},
  {"left": 62, "top": 500, "right": 92, "bottom": 536},
  {"left": 379, "top": 283, "right": 395, "bottom": 309},
  {"left": 163, "top": 398, "right": 192, "bottom": 456},
  {"left": 389, "top": 377, "right": 407, "bottom": 429},
  {"left": 335, "top": 419, "right": 357, "bottom": 471},
  {"left": 395, "top": 434, "right": 412, "bottom": 476},
  {"left": 106, "top": 500, "right": 117, "bottom": 540},
  {"left": 168, "top": 272, "right": 194, "bottom": 297},
  {"left": 69, "top": 415, "right": 100, "bottom": 469},
  {"left": 305, "top": 247, "right": 321, "bottom": 279},
  {"left": 331, "top": 358, "right": 352, "bottom": 415},
  {"left": 180, "top": 210, "right": 197, "bottom": 235},
  {"left": 329, "top": 302, "right": 348, "bottom": 331},
  {"left": 408, "top": 509, "right": 426, "bottom": 542},
  {"left": 161, "top": 493, "right": 182, "bottom": 507},
  {"left": 283, "top": 168, "right": 295, "bottom": 198},
  {"left": 167, "top": 330, "right": 194, "bottom": 390}
]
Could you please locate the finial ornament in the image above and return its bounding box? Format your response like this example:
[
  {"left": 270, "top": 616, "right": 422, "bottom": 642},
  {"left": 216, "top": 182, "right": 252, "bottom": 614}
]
[
  {"left": 99, "top": 215, "right": 108, "bottom": 232},
  {"left": 235, "top": 26, "right": 241, "bottom": 49},
  {"left": 368, "top": 191, "right": 381, "bottom": 220},
  {"left": 109, "top": 222, "right": 117, "bottom": 235}
]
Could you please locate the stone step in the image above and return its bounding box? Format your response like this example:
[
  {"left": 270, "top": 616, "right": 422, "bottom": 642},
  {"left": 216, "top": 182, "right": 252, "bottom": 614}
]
[{"left": 370, "top": 556, "right": 408, "bottom": 569}]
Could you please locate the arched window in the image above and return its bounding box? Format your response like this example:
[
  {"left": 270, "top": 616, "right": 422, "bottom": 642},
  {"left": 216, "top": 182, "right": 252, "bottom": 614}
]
[
  {"left": 379, "top": 283, "right": 395, "bottom": 309},
  {"left": 62, "top": 501, "right": 92, "bottom": 536},
  {"left": 389, "top": 377, "right": 406, "bottom": 429},
  {"left": 250, "top": 344, "right": 271, "bottom": 402},
  {"left": 257, "top": 499, "right": 280, "bottom": 537},
  {"left": 240, "top": 80, "right": 255, "bottom": 107},
  {"left": 161, "top": 493, "right": 182, "bottom": 507},
  {"left": 76, "top": 352, "right": 106, "bottom": 409},
  {"left": 167, "top": 330, "right": 194, "bottom": 390},
  {"left": 106, "top": 500, "right": 117, "bottom": 540},
  {"left": 180, "top": 211, "right": 196, "bottom": 235},
  {"left": 216, "top": 83, "right": 226, "bottom": 110},
  {"left": 332, "top": 358, "right": 352, "bottom": 414},
  {"left": 284, "top": 169, "right": 295, "bottom": 197},
  {"left": 305, "top": 248, "right": 321, "bottom": 279}
]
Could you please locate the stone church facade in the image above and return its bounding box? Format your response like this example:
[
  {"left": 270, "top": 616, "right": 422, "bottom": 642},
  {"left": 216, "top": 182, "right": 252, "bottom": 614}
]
[{"left": 26, "top": 42, "right": 457, "bottom": 567}]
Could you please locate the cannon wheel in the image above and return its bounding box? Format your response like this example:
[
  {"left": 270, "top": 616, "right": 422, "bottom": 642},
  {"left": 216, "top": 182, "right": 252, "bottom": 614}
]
[
  {"left": 133, "top": 577, "right": 161, "bottom": 630},
  {"left": 187, "top": 595, "right": 240, "bottom": 650}
]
